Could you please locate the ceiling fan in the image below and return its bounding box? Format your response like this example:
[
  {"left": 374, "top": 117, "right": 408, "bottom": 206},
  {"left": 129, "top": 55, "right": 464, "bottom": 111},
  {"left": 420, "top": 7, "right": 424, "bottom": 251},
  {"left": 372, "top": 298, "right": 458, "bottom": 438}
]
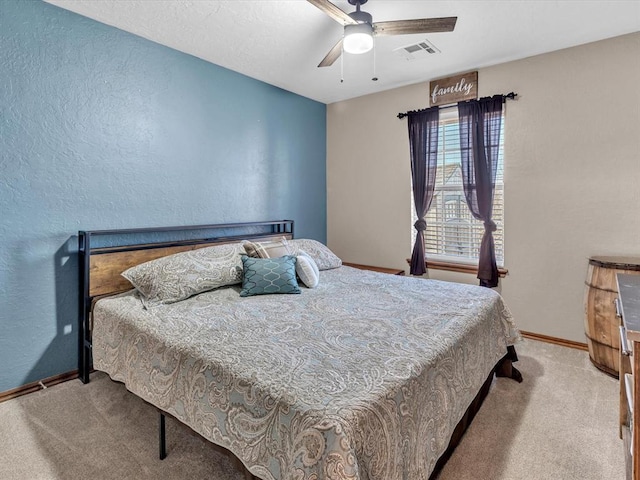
[{"left": 308, "top": 0, "right": 457, "bottom": 67}]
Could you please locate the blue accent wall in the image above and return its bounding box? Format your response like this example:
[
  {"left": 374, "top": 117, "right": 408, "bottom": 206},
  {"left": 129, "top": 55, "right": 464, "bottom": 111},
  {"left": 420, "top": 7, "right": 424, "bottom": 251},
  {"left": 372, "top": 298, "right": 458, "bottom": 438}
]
[{"left": 0, "top": 0, "right": 327, "bottom": 392}]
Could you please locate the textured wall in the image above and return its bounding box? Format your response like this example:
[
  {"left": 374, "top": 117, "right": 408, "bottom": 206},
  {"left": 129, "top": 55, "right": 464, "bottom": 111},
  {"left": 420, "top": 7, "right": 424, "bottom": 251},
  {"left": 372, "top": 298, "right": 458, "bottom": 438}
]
[
  {"left": 327, "top": 32, "right": 640, "bottom": 343},
  {"left": 0, "top": 0, "right": 326, "bottom": 392}
]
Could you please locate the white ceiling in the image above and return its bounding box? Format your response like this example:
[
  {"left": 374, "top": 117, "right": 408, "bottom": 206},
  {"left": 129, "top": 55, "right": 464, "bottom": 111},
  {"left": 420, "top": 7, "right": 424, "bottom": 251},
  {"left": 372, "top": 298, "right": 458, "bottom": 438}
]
[{"left": 44, "top": 0, "right": 640, "bottom": 104}]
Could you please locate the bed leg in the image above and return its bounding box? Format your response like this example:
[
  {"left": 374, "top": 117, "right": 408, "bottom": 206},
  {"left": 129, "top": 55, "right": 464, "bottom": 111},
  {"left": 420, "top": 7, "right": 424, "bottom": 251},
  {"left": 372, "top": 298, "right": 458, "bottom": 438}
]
[
  {"left": 159, "top": 412, "right": 167, "bottom": 460},
  {"left": 79, "top": 340, "right": 91, "bottom": 384},
  {"left": 496, "top": 346, "right": 523, "bottom": 383}
]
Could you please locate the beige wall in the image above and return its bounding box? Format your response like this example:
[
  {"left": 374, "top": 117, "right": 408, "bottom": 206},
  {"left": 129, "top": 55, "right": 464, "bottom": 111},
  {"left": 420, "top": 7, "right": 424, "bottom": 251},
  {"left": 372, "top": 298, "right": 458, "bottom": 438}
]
[{"left": 327, "top": 32, "right": 640, "bottom": 343}]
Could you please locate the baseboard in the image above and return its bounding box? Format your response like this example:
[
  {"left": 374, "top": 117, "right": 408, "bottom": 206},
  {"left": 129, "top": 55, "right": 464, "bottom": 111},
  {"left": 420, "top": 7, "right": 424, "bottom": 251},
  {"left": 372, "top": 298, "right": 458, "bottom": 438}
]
[
  {"left": 0, "top": 370, "right": 78, "bottom": 404},
  {"left": 520, "top": 330, "right": 588, "bottom": 351}
]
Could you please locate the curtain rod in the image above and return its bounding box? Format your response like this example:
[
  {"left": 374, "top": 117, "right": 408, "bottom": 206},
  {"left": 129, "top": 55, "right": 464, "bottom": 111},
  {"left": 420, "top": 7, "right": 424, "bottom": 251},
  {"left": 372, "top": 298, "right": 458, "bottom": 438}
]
[{"left": 397, "top": 92, "right": 518, "bottom": 119}]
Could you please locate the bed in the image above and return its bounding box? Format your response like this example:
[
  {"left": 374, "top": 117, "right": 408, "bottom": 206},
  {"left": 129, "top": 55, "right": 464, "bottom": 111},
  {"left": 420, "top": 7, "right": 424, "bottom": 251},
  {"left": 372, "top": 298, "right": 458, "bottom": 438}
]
[{"left": 78, "top": 220, "right": 521, "bottom": 480}]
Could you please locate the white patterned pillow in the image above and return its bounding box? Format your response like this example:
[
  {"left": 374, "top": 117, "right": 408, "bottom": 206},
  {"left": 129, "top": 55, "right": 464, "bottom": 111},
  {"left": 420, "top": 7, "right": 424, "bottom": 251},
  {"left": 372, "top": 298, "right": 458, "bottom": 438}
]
[
  {"left": 295, "top": 250, "right": 320, "bottom": 288},
  {"left": 288, "top": 239, "right": 342, "bottom": 271},
  {"left": 122, "top": 243, "right": 246, "bottom": 307}
]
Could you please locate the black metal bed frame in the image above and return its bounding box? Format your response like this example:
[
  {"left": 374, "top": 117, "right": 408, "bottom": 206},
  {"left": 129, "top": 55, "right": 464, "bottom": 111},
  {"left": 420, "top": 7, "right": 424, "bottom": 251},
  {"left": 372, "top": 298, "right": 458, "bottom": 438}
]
[
  {"left": 77, "top": 218, "right": 519, "bottom": 469},
  {"left": 77, "top": 220, "right": 294, "bottom": 384}
]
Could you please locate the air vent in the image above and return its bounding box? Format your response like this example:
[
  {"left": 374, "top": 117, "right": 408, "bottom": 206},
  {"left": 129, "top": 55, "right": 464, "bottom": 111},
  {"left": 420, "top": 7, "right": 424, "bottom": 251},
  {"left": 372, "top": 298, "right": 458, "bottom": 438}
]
[{"left": 393, "top": 39, "right": 441, "bottom": 61}]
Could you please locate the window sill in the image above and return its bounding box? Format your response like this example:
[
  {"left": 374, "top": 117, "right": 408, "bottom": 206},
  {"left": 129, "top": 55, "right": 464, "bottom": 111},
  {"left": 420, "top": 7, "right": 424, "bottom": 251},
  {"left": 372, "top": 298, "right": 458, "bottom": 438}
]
[{"left": 405, "top": 258, "right": 508, "bottom": 277}]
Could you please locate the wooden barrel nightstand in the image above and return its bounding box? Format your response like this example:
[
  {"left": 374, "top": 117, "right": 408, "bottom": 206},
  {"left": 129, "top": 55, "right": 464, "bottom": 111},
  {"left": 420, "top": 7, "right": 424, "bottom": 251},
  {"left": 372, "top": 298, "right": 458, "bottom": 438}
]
[{"left": 585, "top": 256, "right": 640, "bottom": 377}]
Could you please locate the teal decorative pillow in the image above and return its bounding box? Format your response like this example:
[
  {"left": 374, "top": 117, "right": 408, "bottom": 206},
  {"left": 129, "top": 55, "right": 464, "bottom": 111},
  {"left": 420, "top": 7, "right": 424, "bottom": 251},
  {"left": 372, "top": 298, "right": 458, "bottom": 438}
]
[{"left": 240, "top": 255, "right": 301, "bottom": 297}]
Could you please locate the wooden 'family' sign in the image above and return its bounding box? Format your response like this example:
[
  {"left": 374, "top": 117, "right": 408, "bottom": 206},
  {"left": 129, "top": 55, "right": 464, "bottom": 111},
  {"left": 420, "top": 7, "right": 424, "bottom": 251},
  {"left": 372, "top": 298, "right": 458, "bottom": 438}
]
[{"left": 429, "top": 71, "right": 478, "bottom": 106}]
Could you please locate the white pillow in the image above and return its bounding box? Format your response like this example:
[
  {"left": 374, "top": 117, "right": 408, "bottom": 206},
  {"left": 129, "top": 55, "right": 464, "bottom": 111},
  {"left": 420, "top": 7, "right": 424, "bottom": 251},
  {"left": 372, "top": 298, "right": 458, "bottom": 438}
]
[{"left": 295, "top": 250, "right": 320, "bottom": 288}]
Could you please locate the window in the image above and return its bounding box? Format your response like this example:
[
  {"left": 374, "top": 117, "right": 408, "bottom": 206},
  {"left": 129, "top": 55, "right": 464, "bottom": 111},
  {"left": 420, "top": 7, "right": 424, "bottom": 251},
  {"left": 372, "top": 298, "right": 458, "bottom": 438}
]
[{"left": 412, "top": 108, "right": 505, "bottom": 266}]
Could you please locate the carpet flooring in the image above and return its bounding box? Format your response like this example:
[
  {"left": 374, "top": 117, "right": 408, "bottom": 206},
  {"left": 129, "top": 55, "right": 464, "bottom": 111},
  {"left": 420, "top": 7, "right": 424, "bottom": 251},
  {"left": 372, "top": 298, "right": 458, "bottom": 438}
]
[{"left": 0, "top": 339, "right": 624, "bottom": 479}]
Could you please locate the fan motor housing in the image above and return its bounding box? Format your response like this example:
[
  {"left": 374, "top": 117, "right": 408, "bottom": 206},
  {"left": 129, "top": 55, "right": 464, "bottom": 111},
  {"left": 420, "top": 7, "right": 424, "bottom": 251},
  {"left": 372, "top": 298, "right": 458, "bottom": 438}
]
[
  {"left": 349, "top": 10, "right": 372, "bottom": 24},
  {"left": 348, "top": 0, "right": 372, "bottom": 24}
]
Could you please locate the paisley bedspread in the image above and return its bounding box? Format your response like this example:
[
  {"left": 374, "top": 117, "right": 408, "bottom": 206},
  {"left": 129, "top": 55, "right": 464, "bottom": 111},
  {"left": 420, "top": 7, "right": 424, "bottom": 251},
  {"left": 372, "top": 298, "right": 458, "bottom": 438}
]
[{"left": 92, "top": 266, "right": 519, "bottom": 480}]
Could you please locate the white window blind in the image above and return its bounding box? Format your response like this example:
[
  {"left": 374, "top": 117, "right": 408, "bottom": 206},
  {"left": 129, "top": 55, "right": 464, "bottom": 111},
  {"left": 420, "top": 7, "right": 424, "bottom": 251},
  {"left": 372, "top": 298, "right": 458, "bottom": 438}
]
[{"left": 412, "top": 109, "right": 505, "bottom": 266}]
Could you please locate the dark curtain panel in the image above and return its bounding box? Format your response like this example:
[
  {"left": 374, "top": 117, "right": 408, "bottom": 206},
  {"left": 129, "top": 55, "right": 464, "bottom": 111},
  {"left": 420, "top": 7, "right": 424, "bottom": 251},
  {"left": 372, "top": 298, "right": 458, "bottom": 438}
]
[
  {"left": 457, "top": 95, "right": 503, "bottom": 287},
  {"left": 408, "top": 107, "right": 440, "bottom": 275}
]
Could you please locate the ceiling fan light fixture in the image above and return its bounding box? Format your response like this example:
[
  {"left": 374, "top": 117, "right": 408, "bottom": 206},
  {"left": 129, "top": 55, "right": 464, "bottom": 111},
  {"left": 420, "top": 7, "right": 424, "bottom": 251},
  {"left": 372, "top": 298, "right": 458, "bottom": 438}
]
[{"left": 343, "top": 23, "right": 373, "bottom": 54}]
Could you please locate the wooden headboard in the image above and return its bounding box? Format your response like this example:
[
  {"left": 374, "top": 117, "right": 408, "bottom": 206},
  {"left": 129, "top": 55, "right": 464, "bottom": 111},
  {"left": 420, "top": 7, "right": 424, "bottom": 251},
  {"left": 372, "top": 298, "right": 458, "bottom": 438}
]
[{"left": 78, "top": 220, "right": 294, "bottom": 383}]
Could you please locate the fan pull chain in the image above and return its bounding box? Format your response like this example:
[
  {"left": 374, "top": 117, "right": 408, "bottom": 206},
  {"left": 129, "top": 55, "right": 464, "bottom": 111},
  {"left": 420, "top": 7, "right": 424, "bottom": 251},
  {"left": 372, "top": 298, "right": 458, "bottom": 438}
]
[
  {"left": 372, "top": 37, "right": 378, "bottom": 82},
  {"left": 340, "top": 41, "right": 344, "bottom": 83}
]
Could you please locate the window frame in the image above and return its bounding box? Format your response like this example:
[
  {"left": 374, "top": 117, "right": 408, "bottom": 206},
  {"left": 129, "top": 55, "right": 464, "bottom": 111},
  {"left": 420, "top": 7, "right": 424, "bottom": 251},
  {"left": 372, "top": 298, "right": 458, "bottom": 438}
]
[{"left": 411, "top": 107, "right": 507, "bottom": 273}]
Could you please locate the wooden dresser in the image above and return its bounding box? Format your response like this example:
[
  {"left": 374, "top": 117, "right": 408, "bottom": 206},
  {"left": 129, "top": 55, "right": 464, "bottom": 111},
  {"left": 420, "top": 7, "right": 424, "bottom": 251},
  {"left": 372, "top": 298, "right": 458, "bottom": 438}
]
[{"left": 617, "top": 273, "right": 640, "bottom": 480}]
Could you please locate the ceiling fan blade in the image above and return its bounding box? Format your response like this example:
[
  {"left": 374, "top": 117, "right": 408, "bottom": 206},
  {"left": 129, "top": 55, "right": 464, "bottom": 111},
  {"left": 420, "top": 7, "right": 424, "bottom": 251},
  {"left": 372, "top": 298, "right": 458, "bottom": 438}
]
[
  {"left": 318, "top": 38, "right": 343, "bottom": 67},
  {"left": 373, "top": 17, "right": 457, "bottom": 36},
  {"left": 307, "top": 0, "right": 358, "bottom": 25}
]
